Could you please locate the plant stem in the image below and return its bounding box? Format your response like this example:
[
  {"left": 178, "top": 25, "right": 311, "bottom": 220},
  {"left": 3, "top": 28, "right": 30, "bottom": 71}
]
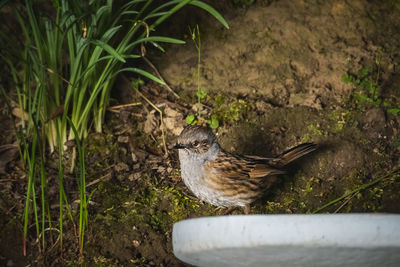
[{"left": 313, "top": 166, "right": 400, "bottom": 214}]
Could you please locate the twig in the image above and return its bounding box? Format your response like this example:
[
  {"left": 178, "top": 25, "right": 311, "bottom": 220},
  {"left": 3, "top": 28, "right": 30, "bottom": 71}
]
[
  {"left": 141, "top": 89, "right": 189, "bottom": 112},
  {"left": 313, "top": 166, "right": 400, "bottom": 214},
  {"left": 135, "top": 89, "right": 168, "bottom": 157},
  {"left": 108, "top": 102, "right": 142, "bottom": 113},
  {"left": 142, "top": 56, "right": 180, "bottom": 99},
  {"left": 34, "top": 227, "right": 61, "bottom": 252},
  {"left": 86, "top": 171, "right": 113, "bottom": 187},
  {"left": 46, "top": 68, "right": 70, "bottom": 85},
  {"left": 333, "top": 192, "right": 357, "bottom": 213}
]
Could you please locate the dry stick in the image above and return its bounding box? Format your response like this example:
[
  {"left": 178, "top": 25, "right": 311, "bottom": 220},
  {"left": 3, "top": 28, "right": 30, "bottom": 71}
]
[
  {"left": 136, "top": 90, "right": 168, "bottom": 157},
  {"left": 46, "top": 68, "right": 70, "bottom": 84},
  {"left": 141, "top": 89, "right": 189, "bottom": 112},
  {"left": 313, "top": 166, "right": 400, "bottom": 214},
  {"left": 35, "top": 228, "right": 61, "bottom": 252},
  {"left": 142, "top": 56, "right": 180, "bottom": 99},
  {"left": 333, "top": 192, "right": 357, "bottom": 213},
  {"left": 86, "top": 171, "right": 113, "bottom": 187},
  {"left": 108, "top": 102, "right": 142, "bottom": 112}
]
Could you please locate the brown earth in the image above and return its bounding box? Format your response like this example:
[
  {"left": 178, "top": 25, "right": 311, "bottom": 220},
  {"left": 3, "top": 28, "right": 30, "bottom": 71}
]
[{"left": 1, "top": 0, "right": 400, "bottom": 266}]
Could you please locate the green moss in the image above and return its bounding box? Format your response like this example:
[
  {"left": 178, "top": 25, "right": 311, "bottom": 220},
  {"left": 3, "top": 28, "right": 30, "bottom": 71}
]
[
  {"left": 214, "top": 99, "right": 250, "bottom": 124},
  {"left": 280, "top": 194, "right": 294, "bottom": 206},
  {"left": 86, "top": 133, "right": 118, "bottom": 171},
  {"left": 93, "top": 256, "right": 123, "bottom": 266},
  {"left": 302, "top": 177, "right": 320, "bottom": 195},
  {"left": 302, "top": 123, "right": 325, "bottom": 142},
  {"left": 328, "top": 110, "right": 347, "bottom": 133},
  {"left": 264, "top": 201, "right": 283, "bottom": 213},
  {"left": 162, "top": 185, "right": 200, "bottom": 222},
  {"left": 307, "top": 124, "right": 323, "bottom": 136}
]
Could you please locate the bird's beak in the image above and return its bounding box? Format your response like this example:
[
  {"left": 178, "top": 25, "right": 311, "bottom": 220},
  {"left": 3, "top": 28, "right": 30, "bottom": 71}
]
[{"left": 173, "top": 143, "right": 185, "bottom": 149}]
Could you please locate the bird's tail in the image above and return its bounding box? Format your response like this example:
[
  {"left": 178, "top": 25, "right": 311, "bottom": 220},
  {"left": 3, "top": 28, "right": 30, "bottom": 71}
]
[{"left": 275, "top": 143, "right": 317, "bottom": 167}]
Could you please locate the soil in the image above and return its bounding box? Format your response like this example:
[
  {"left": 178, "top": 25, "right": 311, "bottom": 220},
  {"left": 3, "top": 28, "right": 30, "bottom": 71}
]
[{"left": 1, "top": 0, "right": 400, "bottom": 266}]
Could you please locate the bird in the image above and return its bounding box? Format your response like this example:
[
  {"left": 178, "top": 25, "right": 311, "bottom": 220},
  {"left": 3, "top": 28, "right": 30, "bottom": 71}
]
[{"left": 173, "top": 125, "right": 317, "bottom": 214}]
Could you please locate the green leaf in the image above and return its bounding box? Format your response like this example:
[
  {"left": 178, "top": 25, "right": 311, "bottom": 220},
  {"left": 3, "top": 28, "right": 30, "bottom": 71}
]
[
  {"left": 150, "top": 0, "right": 192, "bottom": 30},
  {"left": 121, "top": 10, "right": 140, "bottom": 16},
  {"left": 101, "top": 25, "right": 122, "bottom": 42},
  {"left": 341, "top": 74, "right": 352, "bottom": 83},
  {"left": 150, "top": 41, "right": 166, "bottom": 53},
  {"left": 145, "top": 11, "right": 170, "bottom": 20},
  {"left": 358, "top": 93, "right": 373, "bottom": 103},
  {"left": 208, "top": 115, "right": 219, "bottom": 129},
  {"left": 91, "top": 40, "right": 126, "bottom": 62},
  {"left": 360, "top": 68, "right": 371, "bottom": 77},
  {"left": 120, "top": 67, "right": 165, "bottom": 85},
  {"left": 388, "top": 108, "right": 400, "bottom": 115},
  {"left": 196, "top": 89, "right": 207, "bottom": 99},
  {"left": 126, "top": 36, "right": 185, "bottom": 51},
  {"left": 190, "top": 1, "right": 229, "bottom": 29},
  {"left": 185, "top": 115, "right": 196, "bottom": 125},
  {"left": 215, "top": 94, "right": 225, "bottom": 107}
]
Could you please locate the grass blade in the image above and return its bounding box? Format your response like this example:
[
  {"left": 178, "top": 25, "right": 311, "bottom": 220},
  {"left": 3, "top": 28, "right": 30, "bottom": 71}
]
[
  {"left": 91, "top": 40, "right": 126, "bottom": 62},
  {"left": 190, "top": 1, "right": 229, "bottom": 29},
  {"left": 120, "top": 67, "right": 166, "bottom": 85}
]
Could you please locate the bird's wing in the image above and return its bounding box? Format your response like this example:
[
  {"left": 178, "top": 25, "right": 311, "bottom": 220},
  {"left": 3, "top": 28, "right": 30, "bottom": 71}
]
[
  {"left": 248, "top": 163, "right": 285, "bottom": 178},
  {"left": 203, "top": 151, "right": 282, "bottom": 198},
  {"left": 208, "top": 151, "right": 285, "bottom": 180}
]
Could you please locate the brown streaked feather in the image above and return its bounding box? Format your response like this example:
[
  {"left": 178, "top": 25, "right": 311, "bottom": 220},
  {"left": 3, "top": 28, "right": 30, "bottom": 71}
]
[
  {"left": 207, "top": 151, "right": 278, "bottom": 178},
  {"left": 245, "top": 143, "right": 317, "bottom": 168},
  {"left": 203, "top": 151, "right": 281, "bottom": 198},
  {"left": 201, "top": 144, "right": 316, "bottom": 201},
  {"left": 249, "top": 164, "right": 285, "bottom": 178},
  {"left": 272, "top": 143, "right": 317, "bottom": 167}
]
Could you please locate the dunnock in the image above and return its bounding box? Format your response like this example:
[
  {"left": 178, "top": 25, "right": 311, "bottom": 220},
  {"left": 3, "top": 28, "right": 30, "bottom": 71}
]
[{"left": 174, "top": 125, "right": 316, "bottom": 214}]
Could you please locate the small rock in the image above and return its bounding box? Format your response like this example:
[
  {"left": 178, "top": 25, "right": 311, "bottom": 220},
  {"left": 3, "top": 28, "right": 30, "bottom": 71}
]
[
  {"left": 119, "top": 109, "right": 130, "bottom": 123},
  {"left": 116, "top": 174, "right": 125, "bottom": 182},
  {"left": 132, "top": 149, "right": 147, "bottom": 161},
  {"left": 144, "top": 110, "right": 157, "bottom": 134},
  {"left": 157, "top": 166, "right": 166, "bottom": 173},
  {"left": 132, "top": 240, "right": 140, "bottom": 248},
  {"left": 131, "top": 152, "right": 138, "bottom": 163},
  {"left": 255, "top": 101, "right": 271, "bottom": 113},
  {"left": 117, "top": 136, "right": 129, "bottom": 143},
  {"left": 164, "top": 106, "right": 180, "bottom": 118},
  {"left": 163, "top": 106, "right": 185, "bottom": 136},
  {"left": 128, "top": 173, "right": 141, "bottom": 181},
  {"left": 120, "top": 147, "right": 127, "bottom": 156},
  {"left": 115, "top": 162, "right": 129, "bottom": 172},
  {"left": 288, "top": 93, "right": 323, "bottom": 109},
  {"left": 133, "top": 163, "right": 140, "bottom": 170}
]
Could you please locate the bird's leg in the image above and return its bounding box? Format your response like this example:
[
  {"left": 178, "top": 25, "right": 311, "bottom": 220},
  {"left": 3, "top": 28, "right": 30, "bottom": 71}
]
[
  {"left": 243, "top": 205, "right": 250, "bottom": 215},
  {"left": 220, "top": 206, "right": 237, "bottom": 215},
  {"left": 220, "top": 205, "right": 251, "bottom": 215}
]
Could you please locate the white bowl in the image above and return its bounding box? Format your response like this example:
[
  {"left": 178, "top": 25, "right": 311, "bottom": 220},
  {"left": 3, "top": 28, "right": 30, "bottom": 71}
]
[{"left": 173, "top": 214, "right": 400, "bottom": 267}]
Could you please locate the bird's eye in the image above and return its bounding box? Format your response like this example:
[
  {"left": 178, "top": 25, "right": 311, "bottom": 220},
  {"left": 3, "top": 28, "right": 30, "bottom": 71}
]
[{"left": 192, "top": 140, "right": 200, "bottom": 147}]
